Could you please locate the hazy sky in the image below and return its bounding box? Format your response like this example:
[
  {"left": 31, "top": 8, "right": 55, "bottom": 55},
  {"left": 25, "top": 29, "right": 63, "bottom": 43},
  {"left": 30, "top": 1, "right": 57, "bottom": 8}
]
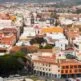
[
  {"left": 0, "top": 0, "right": 26, "bottom": 3},
  {"left": 0, "top": 0, "right": 81, "bottom": 3},
  {"left": 0, "top": 0, "right": 59, "bottom": 3}
]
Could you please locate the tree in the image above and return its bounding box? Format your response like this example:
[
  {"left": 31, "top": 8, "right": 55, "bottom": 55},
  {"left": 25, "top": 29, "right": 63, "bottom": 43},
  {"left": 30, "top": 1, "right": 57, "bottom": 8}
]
[
  {"left": 30, "top": 37, "right": 47, "bottom": 45},
  {"left": 39, "top": 44, "right": 53, "bottom": 49},
  {"left": 20, "top": 47, "right": 28, "bottom": 55},
  {"left": 0, "top": 52, "right": 33, "bottom": 77},
  {"left": 50, "top": 12, "right": 59, "bottom": 25},
  {"left": 50, "top": 12, "right": 58, "bottom": 19},
  {"left": 76, "top": 9, "right": 81, "bottom": 14},
  {"left": 66, "top": 54, "right": 77, "bottom": 59}
]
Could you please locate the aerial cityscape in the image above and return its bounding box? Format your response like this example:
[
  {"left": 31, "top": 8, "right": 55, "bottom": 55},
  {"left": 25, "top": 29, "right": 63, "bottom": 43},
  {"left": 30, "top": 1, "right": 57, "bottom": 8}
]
[{"left": 0, "top": 0, "right": 81, "bottom": 81}]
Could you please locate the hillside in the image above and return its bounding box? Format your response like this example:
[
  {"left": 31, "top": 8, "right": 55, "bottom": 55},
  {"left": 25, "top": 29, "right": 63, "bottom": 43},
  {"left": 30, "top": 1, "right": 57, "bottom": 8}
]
[{"left": 0, "top": 0, "right": 81, "bottom": 6}]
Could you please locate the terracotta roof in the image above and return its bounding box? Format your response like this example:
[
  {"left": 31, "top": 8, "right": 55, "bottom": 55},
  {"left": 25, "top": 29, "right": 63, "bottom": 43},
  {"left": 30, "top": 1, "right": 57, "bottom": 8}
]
[
  {"left": 33, "top": 57, "right": 81, "bottom": 65},
  {"left": 59, "top": 59, "right": 81, "bottom": 65},
  {"left": 59, "top": 14, "right": 81, "bottom": 18},
  {"left": 10, "top": 46, "right": 20, "bottom": 52},
  {"left": 10, "top": 45, "right": 39, "bottom": 53},
  {"left": 2, "top": 28, "right": 17, "bottom": 32},
  {"left": 0, "top": 33, "right": 16, "bottom": 45},
  {"left": 33, "top": 55, "right": 57, "bottom": 65},
  {"left": 0, "top": 13, "right": 16, "bottom": 20},
  {"left": 2, "top": 35, "right": 15, "bottom": 40},
  {"left": 0, "top": 13, "right": 10, "bottom": 20}
]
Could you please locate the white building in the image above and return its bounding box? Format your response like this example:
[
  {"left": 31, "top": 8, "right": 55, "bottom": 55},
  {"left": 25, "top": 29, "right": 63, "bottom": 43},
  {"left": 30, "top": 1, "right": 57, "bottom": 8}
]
[
  {"left": 55, "top": 39, "right": 68, "bottom": 50},
  {"left": 16, "top": 41, "right": 30, "bottom": 46},
  {"left": 14, "top": 15, "right": 23, "bottom": 27},
  {"left": 60, "top": 19, "right": 73, "bottom": 25},
  {"left": 44, "top": 33, "right": 68, "bottom": 50},
  {"left": 19, "top": 27, "right": 36, "bottom": 41},
  {"left": 0, "top": 20, "right": 12, "bottom": 29},
  {"left": 32, "top": 50, "right": 61, "bottom": 78},
  {"left": 73, "top": 36, "right": 81, "bottom": 51},
  {"left": 24, "top": 17, "right": 31, "bottom": 26}
]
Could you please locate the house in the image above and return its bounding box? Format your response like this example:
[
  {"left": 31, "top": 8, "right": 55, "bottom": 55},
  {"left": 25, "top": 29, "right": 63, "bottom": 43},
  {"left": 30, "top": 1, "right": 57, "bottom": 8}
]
[
  {"left": 19, "top": 27, "right": 36, "bottom": 41},
  {"left": 1, "top": 27, "right": 20, "bottom": 40},
  {"left": 16, "top": 41, "right": 30, "bottom": 46},
  {"left": 0, "top": 33, "right": 16, "bottom": 46},
  {"left": 0, "top": 34, "right": 16, "bottom": 46},
  {"left": 64, "top": 27, "right": 80, "bottom": 40},
  {"left": 14, "top": 15, "right": 23, "bottom": 27},
  {"left": 0, "top": 20, "right": 12, "bottom": 29},
  {"left": 60, "top": 19, "right": 73, "bottom": 26},
  {"left": 55, "top": 39, "right": 68, "bottom": 50},
  {"left": 0, "top": 13, "right": 16, "bottom": 28}
]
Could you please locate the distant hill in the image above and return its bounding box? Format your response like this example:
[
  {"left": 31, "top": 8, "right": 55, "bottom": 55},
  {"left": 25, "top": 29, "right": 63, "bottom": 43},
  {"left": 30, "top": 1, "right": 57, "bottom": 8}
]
[{"left": 0, "top": 0, "right": 81, "bottom": 6}]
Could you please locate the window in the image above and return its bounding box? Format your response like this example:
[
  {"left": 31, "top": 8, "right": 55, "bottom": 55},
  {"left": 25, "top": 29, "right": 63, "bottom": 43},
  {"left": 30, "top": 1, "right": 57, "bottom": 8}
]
[
  {"left": 66, "top": 66, "right": 69, "bottom": 69},
  {"left": 70, "top": 70, "right": 72, "bottom": 73},
  {"left": 49, "top": 64, "right": 50, "bottom": 67},
  {"left": 58, "top": 70, "right": 60, "bottom": 72},
  {"left": 70, "top": 65, "right": 73, "bottom": 68},
  {"left": 74, "top": 65, "right": 77, "bottom": 68},
  {"left": 75, "top": 70, "right": 77, "bottom": 72},
  {"left": 61, "top": 70, "right": 64, "bottom": 73},
  {"left": 40, "top": 67, "right": 42, "bottom": 69},
  {"left": 49, "top": 69, "right": 51, "bottom": 71},
  {"left": 46, "top": 64, "right": 48, "bottom": 66},
  {"left": 43, "top": 64, "right": 44, "bottom": 66},
  {"left": 65, "top": 70, "right": 68, "bottom": 73},
  {"left": 46, "top": 68, "right": 47, "bottom": 71},
  {"left": 79, "top": 69, "right": 81, "bottom": 72},
  {"left": 62, "top": 66, "right": 65, "bottom": 69},
  {"left": 78, "top": 65, "right": 81, "bottom": 68}
]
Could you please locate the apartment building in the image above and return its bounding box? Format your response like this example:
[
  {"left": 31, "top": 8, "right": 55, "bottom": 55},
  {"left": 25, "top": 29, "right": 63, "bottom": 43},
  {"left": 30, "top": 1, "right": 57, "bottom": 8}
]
[{"left": 32, "top": 49, "right": 81, "bottom": 78}]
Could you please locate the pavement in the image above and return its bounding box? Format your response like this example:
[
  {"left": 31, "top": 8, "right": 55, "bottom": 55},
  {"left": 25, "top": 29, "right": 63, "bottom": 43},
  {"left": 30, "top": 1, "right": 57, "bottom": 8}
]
[{"left": 3, "top": 75, "right": 66, "bottom": 81}]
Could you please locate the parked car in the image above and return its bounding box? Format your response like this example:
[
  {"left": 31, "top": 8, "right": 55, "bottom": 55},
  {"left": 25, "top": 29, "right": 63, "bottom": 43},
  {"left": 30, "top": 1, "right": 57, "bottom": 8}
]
[
  {"left": 76, "top": 78, "right": 81, "bottom": 81},
  {"left": 65, "top": 78, "right": 74, "bottom": 81}
]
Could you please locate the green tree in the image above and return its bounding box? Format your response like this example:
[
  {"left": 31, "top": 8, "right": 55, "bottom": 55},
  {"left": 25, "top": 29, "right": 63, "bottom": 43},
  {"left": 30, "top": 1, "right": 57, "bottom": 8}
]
[
  {"left": 40, "top": 44, "right": 53, "bottom": 49},
  {"left": 66, "top": 54, "right": 77, "bottom": 59},
  {"left": 50, "top": 12, "right": 59, "bottom": 25},
  {"left": 30, "top": 37, "right": 47, "bottom": 45},
  {"left": 0, "top": 52, "right": 33, "bottom": 77}
]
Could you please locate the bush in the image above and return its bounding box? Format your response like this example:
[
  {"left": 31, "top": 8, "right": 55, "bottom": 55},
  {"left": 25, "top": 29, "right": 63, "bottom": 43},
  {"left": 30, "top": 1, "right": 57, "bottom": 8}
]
[{"left": 40, "top": 44, "right": 53, "bottom": 49}]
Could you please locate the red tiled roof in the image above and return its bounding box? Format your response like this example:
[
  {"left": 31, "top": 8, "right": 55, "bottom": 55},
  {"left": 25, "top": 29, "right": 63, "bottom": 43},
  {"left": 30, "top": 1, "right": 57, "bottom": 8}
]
[
  {"left": 59, "top": 59, "right": 81, "bottom": 65},
  {"left": 10, "top": 45, "right": 39, "bottom": 53},
  {"left": 33, "top": 54, "right": 57, "bottom": 65},
  {"left": 0, "top": 34, "right": 16, "bottom": 45}
]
